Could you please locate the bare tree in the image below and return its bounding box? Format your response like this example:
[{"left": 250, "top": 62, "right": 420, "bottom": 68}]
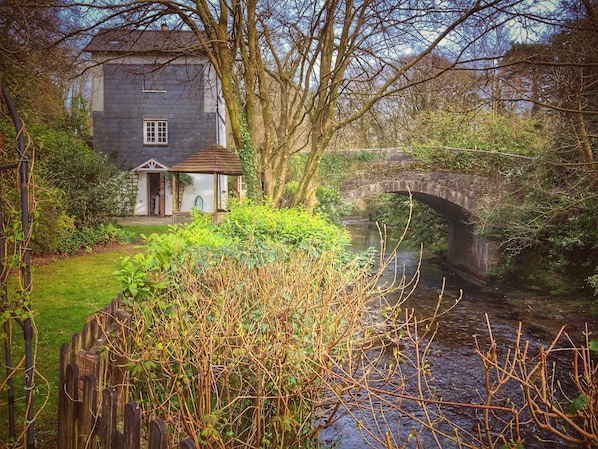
[
  {"left": 0, "top": 0, "right": 80, "bottom": 126},
  {"left": 332, "top": 52, "right": 486, "bottom": 149},
  {"left": 499, "top": 0, "right": 598, "bottom": 177},
  {"left": 66, "top": 0, "right": 543, "bottom": 208}
]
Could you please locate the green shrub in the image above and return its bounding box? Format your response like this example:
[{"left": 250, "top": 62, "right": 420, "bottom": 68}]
[
  {"left": 407, "top": 110, "right": 544, "bottom": 174},
  {"left": 283, "top": 182, "right": 350, "bottom": 223},
  {"left": 33, "top": 126, "right": 136, "bottom": 225},
  {"left": 36, "top": 222, "right": 137, "bottom": 255},
  {"left": 314, "top": 185, "right": 352, "bottom": 224},
  {"left": 112, "top": 203, "right": 375, "bottom": 447},
  {"left": 284, "top": 151, "right": 378, "bottom": 221},
  {"left": 31, "top": 197, "right": 76, "bottom": 254},
  {"left": 219, "top": 202, "right": 351, "bottom": 258}
]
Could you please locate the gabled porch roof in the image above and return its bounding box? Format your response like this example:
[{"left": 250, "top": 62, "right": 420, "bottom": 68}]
[{"left": 131, "top": 158, "right": 169, "bottom": 172}]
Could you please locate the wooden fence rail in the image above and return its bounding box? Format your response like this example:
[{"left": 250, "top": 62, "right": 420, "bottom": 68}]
[{"left": 57, "top": 295, "right": 196, "bottom": 449}]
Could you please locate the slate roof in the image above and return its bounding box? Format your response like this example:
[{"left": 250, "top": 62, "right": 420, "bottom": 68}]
[
  {"left": 169, "top": 145, "right": 243, "bottom": 175},
  {"left": 84, "top": 28, "right": 202, "bottom": 55}
]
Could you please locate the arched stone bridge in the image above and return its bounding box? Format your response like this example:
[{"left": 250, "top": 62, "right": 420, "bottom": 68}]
[{"left": 339, "top": 149, "right": 506, "bottom": 282}]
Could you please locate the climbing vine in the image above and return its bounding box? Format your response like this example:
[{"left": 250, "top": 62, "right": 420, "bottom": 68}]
[
  {"left": 0, "top": 81, "right": 37, "bottom": 449},
  {"left": 235, "top": 96, "right": 259, "bottom": 201}
]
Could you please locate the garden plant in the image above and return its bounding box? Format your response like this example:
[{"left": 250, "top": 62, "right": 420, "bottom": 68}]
[
  {"left": 110, "top": 204, "right": 393, "bottom": 447},
  {"left": 105, "top": 203, "right": 597, "bottom": 449}
]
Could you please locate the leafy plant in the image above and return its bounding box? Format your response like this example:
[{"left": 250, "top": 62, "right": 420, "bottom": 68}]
[
  {"left": 33, "top": 221, "right": 137, "bottom": 255},
  {"left": 363, "top": 193, "right": 448, "bottom": 251},
  {"left": 284, "top": 151, "right": 379, "bottom": 220},
  {"left": 476, "top": 158, "right": 598, "bottom": 295},
  {"left": 406, "top": 110, "right": 544, "bottom": 175},
  {"left": 111, "top": 204, "right": 374, "bottom": 447},
  {"left": 34, "top": 125, "right": 136, "bottom": 226}
]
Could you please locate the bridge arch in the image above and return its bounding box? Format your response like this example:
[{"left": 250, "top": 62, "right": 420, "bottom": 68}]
[{"left": 341, "top": 168, "right": 501, "bottom": 283}]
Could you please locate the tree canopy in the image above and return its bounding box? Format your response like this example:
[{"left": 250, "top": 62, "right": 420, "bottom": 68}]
[{"left": 60, "top": 0, "right": 582, "bottom": 208}]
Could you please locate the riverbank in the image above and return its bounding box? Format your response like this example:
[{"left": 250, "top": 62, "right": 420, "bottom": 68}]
[{"left": 329, "top": 222, "right": 598, "bottom": 449}]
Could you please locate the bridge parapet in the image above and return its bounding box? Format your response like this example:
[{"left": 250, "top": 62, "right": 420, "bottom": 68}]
[
  {"left": 339, "top": 152, "right": 507, "bottom": 283},
  {"left": 341, "top": 156, "right": 504, "bottom": 216}
]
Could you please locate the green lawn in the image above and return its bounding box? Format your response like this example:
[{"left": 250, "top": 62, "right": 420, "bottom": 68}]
[{"left": 1, "top": 225, "right": 169, "bottom": 448}]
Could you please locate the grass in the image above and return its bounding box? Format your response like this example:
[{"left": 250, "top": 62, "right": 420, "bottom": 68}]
[
  {"left": 0, "top": 224, "right": 170, "bottom": 448},
  {"left": 121, "top": 224, "right": 174, "bottom": 237}
]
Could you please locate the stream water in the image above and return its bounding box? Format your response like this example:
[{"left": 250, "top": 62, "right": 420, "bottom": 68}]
[{"left": 320, "top": 221, "right": 597, "bottom": 449}]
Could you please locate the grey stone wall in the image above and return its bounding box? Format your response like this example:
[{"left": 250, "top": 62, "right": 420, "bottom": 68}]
[
  {"left": 342, "top": 166, "right": 503, "bottom": 214},
  {"left": 93, "top": 63, "right": 217, "bottom": 168},
  {"left": 340, "top": 157, "right": 507, "bottom": 282}
]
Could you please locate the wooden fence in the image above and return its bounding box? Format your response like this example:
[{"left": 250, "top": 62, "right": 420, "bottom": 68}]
[{"left": 57, "top": 295, "right": 196, "bottom": 449}]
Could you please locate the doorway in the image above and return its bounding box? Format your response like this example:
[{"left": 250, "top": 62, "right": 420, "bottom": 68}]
[{"left": 147, "top": 172, "right": 165, "bottom": 217}]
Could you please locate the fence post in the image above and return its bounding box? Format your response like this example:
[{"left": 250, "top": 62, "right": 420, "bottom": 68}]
[
  {"left": 179, "top": 437, "right": 196, "bottom": 449},
  {"left": 111, "top": 307, "right": 131, "bottom": 406},
  {"left": 57, "top": 296, "right": 197, "bottom": 449},
  {"left": 78, "top": 375, "right": 97, "bottom": 449},
  {"left": 148, "top": 419, "right": 168, "bottom": 449},
  {"left": 100, "top": 387, "right": 118, "bottom": 449},
  {"left": 57, "top": 342, "right": 70, "bottom": 445},
  {"left": 123, "top": 402, "right": 141, "bottom": 449},
  {"left": 63, "top": 363, "right": 79, "bottom": 449},
  {"left": 70, "top": 332, "right": 83, "bottom": 362}
]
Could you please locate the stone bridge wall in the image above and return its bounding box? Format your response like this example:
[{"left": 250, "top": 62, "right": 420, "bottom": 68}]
[
  {"left": 338, "top": 153, "right": 506, "bottom": 282},
  {"left": 340, "top": 151, "right": 504, "bottom": 212}
]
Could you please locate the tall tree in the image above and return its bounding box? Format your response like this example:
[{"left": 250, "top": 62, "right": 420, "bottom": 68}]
[
  {"left": 73, "top": 0, "right": 533, "bottom": 208},
  {"left": 0, "top": 0, "right": 79, "bottom": 126},
  {"left": 469, "top": 0, "right": 598, "bottom": 290},
  {"left": 500, "top": 0, "right": 598, "bottom": 178},
  {"left": 332, "top": 52, "right": 485, "bottom": 149}
]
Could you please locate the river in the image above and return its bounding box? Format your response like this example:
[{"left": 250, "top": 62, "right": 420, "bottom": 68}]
[{"left": 319, "top": 221, "right": 597, "bottom": 449}]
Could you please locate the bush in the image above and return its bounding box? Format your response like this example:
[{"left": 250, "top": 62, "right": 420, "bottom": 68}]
[
  {"left": 284, "top": 151, "right": 378, "bottom": 221},
  {"left": 406, "top": 110, "right": 544, "bottom": 175},
  {"left": 35, "top": 222, "right": 137, "bottom": 255},
  {"left": 30, "top": 188, "right": 76, "bottom": 254},
  {"left": 111, "top": 204, "right": 377, "bottom": 447},
  {"left": 476, "top": 170, "right": 598, "bottom": 295},
  {"left": 106, "top": 202, "right": 598, "bottom": 449},
  {"left": 219, "top": 201, "right": 351, "bottom": 258},
  {"left": 33, "top": 126, "right": 136, "bottom": 225}
]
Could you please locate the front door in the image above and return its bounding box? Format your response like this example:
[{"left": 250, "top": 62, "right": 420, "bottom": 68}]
[{"left": 147, "top": 173, "right": 165, "bottom": 217}]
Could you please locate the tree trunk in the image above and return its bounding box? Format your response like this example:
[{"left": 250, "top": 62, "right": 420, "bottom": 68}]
[{"left": 572, "top": 111, "right": 598, "bottom": 187}]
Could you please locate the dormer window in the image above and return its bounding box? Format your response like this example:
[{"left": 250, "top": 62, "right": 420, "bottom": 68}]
[{"left": 144, "top": 119, "right": 168, "bottom": 145}]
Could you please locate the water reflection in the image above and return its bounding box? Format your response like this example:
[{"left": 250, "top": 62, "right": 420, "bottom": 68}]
[
  {"left": 346, "top": 220, "right": 595, "bottom": 340},
  {"left": 320, "top": 221, "right": 597, "bottom": 449},
  {"left": 347, "top": 220, "right": 460, "bottom": 288}
]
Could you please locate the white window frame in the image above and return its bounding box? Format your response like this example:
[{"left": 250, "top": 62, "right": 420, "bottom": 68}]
[{"left": 144, "top": 119, "right": 168, "bottom": 145}]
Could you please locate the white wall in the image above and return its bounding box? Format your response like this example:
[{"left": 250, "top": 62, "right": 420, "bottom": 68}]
[
  {"left": 180, "top": 173, "right": 228, "bottom": 213},
  {"left": 134, "top": 173, "right": 147, "bottom": 215},
  {"left": 133, "top": 172, "right": 228, "bottom": 216},
  {"left": 165, "top": 177, "right": 173, "bottom": 215}
]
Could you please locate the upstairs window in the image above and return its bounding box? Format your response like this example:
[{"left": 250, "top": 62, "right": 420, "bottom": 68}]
[{"left": 144, "top": 119, "right": 168, "bottom": 145}]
